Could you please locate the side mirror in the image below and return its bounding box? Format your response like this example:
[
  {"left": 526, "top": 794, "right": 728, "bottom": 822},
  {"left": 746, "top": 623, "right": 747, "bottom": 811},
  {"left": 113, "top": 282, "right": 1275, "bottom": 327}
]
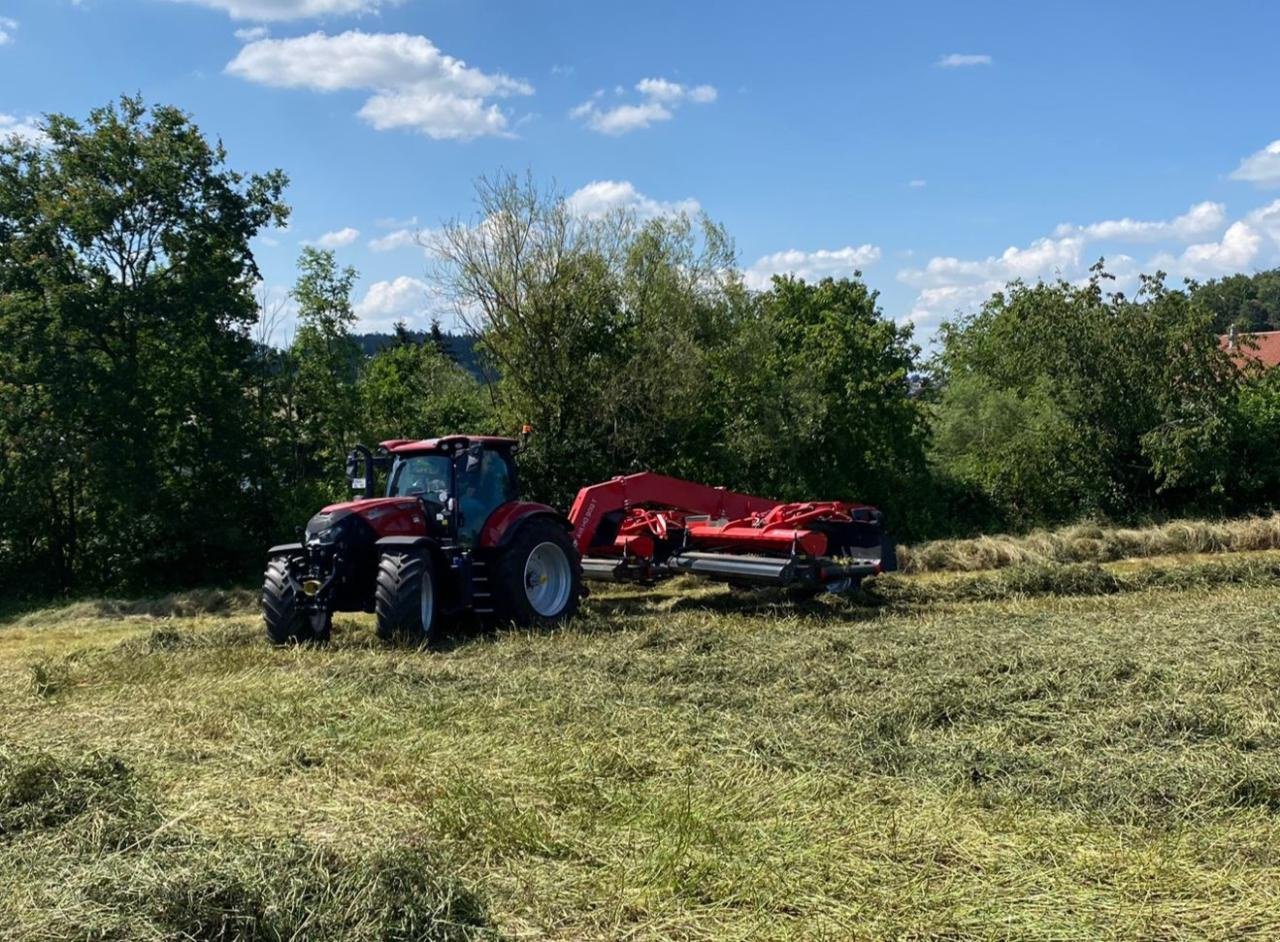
[
  {"left": 465, "top": 442, "right": 483, "bottom": 473},
  {"left": 345, "top": 445, "right": 374, "bottom": 498}
]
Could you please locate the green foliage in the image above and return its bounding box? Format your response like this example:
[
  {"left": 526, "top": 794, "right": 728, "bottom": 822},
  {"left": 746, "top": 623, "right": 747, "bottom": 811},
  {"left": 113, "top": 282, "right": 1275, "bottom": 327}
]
[
  {"left": 359, "top": 333, "right": 496, "bottom": 442},
  {"left": 1191, "top": 268, "right": 1280, "bottom": 333},
  {"left": 718, "top": 275, "right": 929, "bottom": 528},
  {"left": 290, "top": 247, "right": 363, "bottom": 472},
  {"left": 0, "top": 96, "right": 287, "bottom": 593},
  {"left": 433, "top": 174, "right": 926, "bottom": 517},
  {"left": 930, "top": 267, "right": 1241, "bottom": 527}
]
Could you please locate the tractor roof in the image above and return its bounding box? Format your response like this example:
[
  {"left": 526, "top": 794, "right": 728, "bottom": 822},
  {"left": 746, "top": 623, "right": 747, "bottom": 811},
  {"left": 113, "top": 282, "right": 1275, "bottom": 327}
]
[{"left": 380, "top": 435, "right": 518, "bottom": 455}]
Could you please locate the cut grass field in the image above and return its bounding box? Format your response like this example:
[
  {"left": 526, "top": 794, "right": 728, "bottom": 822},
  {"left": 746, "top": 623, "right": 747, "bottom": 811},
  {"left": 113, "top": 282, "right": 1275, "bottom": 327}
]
[
  {"left": 4, "top": 558, "right": 1280, "bottom": 939},
  {"left": 898, "top": 512, "right": 1280, "bottom": 574}
]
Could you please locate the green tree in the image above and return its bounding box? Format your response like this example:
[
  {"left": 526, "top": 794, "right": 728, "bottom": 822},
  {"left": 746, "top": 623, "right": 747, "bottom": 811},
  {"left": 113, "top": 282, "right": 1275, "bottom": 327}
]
[
  {"left": 718, "top": 276, "right": 930, "bottom": 529},
  {"left": 1191, "top": 269, "right": 1280, "bottom": 334},
  {"left": 0, "top": 96, "right": 287, "bottom": 592},
  {"left": 930, "top": 267, "right": 1240, "bottom": 526},
  {"left": 359, "top": 335, "right": 495, "bottom": 443},
  {"left": 288, "top": 247, "right": 362, "bottom": 489}
]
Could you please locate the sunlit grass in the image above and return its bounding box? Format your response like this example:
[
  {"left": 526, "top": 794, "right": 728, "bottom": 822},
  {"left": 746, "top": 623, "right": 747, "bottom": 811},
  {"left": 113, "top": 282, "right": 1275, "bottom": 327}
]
[{"left": 3, "top": 568, "right": 1280, "bottom": 938}]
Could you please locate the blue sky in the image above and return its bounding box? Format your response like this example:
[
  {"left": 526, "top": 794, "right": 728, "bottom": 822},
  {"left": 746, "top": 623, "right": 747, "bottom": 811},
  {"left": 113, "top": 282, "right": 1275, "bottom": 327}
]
[{"left": 4, "top": 0, "right": 1280, "bottom": 343}]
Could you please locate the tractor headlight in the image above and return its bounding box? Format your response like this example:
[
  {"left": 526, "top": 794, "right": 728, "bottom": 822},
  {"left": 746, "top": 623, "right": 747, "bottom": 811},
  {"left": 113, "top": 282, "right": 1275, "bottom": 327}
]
[{"left": 304, "top": 514, "right": 345, "bottom": 546}]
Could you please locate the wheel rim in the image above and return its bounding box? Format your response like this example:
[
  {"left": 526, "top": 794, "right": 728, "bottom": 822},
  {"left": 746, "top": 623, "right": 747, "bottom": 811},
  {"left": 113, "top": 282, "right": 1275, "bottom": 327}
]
[
  {"left": 524, "top": 542, "right": 572, "bottom": 617},
  {"left": 420, "top": 563, "right": 435, "bottom": 631}
]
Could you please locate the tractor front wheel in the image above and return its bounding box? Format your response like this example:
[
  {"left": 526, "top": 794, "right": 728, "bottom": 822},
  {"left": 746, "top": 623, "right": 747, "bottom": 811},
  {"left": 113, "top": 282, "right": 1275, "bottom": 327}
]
[
  {"left": 492, "top": 520, "right": 581, "bottom": 627},
  {"left": 262, "top": 556, "right": 315, "bottom": 645},
  {"left": 375, "top": 549, "right": 440, "bottom": 645}
]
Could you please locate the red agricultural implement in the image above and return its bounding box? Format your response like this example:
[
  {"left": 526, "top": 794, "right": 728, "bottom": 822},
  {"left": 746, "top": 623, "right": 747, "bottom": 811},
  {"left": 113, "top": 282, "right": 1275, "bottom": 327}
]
[{"left": 262, "top": 435, "right": 894, "bottom": 645}]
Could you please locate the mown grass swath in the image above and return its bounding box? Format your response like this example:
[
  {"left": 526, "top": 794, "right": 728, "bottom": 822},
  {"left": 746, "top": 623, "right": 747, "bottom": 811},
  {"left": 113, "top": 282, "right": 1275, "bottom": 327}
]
[
  {"left": 4, "top": 555, "right": 1280, "bottom": 938},
  {"left": 898, "top": 512, "right": 1280, "bottom": 573}
]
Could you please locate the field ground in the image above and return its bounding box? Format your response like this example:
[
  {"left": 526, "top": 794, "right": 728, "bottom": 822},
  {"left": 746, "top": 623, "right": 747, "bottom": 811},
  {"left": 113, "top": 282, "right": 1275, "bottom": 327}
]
[{"left": 4, "top": 555, "right": 1280, "bottom": 939}]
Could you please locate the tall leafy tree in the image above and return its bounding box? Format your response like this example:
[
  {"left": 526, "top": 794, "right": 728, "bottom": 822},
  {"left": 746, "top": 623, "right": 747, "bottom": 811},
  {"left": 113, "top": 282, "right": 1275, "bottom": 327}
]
[
  {"left": 718, "top": 276, "right": 930, "bottom": 529},
  {"left": 931, "top": 267, "right": 1240, "bottom": 526},
  {"left": 288, "top": 247, "right": 362, "bottom": 490},
  {"left": 0, "top": 96, "right": 288, "bottom": 592}
]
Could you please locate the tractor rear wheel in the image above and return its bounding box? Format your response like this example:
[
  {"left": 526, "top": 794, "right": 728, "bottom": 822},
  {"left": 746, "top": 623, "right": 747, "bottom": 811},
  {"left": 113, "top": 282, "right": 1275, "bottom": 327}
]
[
  {"left": 492, "top": 520, "right": 581, "bottom": 627},
  {"left": 375, "top": 549, "right": 440, "bottom": 645},
  {"left": 262, "top": 556, "right": 314, "bottom": 645}
]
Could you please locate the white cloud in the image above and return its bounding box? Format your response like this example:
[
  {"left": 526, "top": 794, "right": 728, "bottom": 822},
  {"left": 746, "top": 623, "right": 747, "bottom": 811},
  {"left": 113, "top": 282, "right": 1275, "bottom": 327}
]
[
  {"left": 1054, "top": 200, "right": 1226, "bottom": 243},
  {"left": 899, "top": 235, "right": 1085, "bottom": 289},
  {"left": 376, "top": 214, "right": 417, "bottom": 229},
  {"left": 226, "top": 30, "right": 533, "bottom": 140},
  {"left": 234, "top": 26, "right": 268, "bottom": 41},
  {"left": 355, "top": 275, "right": 436, "bottom": 330},
  {"left": 1151, "top": 221, "right": 1262, "bottom": 278},
  {"left": 745, "top": 245, "right": 882, "bottom": 290},
  {"left": 572, "top": 76, "right": 716, "bottom": 136},
  {"left": 896, "top": 235, "right": 1086, "bottom": 333},
  {"left": 938, "top": 53, "right": 992, "bottom": 68},
  {"left": 0, "top": 17, "right": 17, "bottom": 45},
  {"left": 168, "top": 0, "right": 398, "bottom": 22},
  {"left": 368, "top": 228, "right": 423, "bottom": 252},
  {"left": 1245, "top": 198, "right": 1280, "bottom": 244},
  {"left": 566, "top": 180, "right": 700, "bottom": 220},
  {"left": 314, "top": 226, "right": 359, "bottom": 248},
  {"left": 1230, "top": 140, "right": 1280, "bottom": 188},
  {"left": 0, "top": 114, "right": 48, "bottom": 146},
  {"left": 908, "top": 179, "right": 927, "bottom": 188}
]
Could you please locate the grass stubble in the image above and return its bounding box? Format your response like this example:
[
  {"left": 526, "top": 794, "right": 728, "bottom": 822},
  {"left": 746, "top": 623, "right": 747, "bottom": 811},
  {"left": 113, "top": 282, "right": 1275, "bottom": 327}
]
[{"left": 3, "top": 552, "right": 1280, "bottom": 938}]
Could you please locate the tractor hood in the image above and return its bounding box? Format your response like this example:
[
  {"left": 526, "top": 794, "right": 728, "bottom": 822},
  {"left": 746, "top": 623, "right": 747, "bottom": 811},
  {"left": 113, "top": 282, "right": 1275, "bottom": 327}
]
[
  {"left": 309, "top": 497, "right": 428, "bottom": 541},
  {"left": 320, "top": 496, "right": 419, "bottom": 516}
]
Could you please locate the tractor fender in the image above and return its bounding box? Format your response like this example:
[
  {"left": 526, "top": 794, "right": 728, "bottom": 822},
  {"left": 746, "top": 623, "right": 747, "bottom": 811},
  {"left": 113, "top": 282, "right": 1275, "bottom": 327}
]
[
  {"left": 478, "top": 502, "right": 572, "bottom": 550},
  {"left": 267, "top": 542, "right": 303, "bottom": 557}
]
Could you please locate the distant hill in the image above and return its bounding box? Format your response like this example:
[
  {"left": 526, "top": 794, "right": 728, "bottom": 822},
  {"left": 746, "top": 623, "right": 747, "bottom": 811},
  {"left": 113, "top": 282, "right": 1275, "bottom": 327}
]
[{"left": 352, "top": 330, "right": 486, "bottom": 379}]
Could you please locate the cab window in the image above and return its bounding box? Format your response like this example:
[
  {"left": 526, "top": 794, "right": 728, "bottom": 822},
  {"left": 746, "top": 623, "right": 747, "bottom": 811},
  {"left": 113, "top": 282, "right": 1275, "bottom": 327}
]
[
  {"left": 387, "top": 455, "right": 451, "bottom": 504},
  {"left": 456, "top": 449, "right": 516, "bottom": 544}
]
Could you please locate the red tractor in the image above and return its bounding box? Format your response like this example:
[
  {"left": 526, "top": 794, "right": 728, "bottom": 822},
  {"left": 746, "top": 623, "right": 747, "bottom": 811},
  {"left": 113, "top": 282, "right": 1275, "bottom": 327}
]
[{"left": 262, "top": 434, "right": 894, "bottom": 645}]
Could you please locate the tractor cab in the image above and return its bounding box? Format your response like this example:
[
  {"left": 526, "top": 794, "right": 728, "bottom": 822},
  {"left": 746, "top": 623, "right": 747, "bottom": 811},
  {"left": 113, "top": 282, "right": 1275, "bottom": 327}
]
[{"left": 376, "top": 436, "right": 519, "bottom": 545}]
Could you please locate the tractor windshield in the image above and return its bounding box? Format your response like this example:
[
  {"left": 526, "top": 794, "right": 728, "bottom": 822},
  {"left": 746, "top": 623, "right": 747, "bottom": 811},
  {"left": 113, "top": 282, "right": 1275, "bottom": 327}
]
[{"left": 387, "top": 454, "right": 452, "bottom": 504}]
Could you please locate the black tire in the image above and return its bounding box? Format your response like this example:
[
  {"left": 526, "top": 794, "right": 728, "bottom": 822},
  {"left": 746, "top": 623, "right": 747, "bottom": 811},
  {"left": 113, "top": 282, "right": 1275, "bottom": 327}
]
[
  {"left": 262, "top": 556, "right": 314, "bottom": 645},
  {"left": 375, "top": 550, "right": 440, "bottom": 645},
  {"left": 492, "top": 520, "right": 582, "bottom": 628},
  {"left": 310, "top": 612, "right": 333, "bottom": 644}
]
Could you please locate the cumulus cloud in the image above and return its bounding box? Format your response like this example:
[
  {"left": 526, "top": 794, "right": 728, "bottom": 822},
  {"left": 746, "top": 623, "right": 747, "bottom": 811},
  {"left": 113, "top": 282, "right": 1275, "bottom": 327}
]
[
  {"left": 899, "top": 235, "right": 1085, "bottom": 289},
  {"left": 368, "top": 228, "right": 422, "bottom": 252},
  {"left": 0, "top": 16, "right": 17, "bottom": 45},
  {"left": 226, "top": 30, "right": 532, "bottom": 140},
  {"left": 355, "top": 275, "right": 437, "bottom": 330},
  {"left": 745, "top": 245, "right": 882, "bottom": 290},
  {"left": 234, "top": 26, "right": 268, "bottom": 41},
  {"left": 566, "top": 180, "right": 700, "bottom": 220},
  {"left": 1230, "top": 140, "right": 1280, "bottom": 188},
  {"left": 314, "top": 226, "right": 359, "bottom": 248},
  {"left": 1054, "top": 201, "right": 1226, "bottom": 243},
  {"left": 937, "top": 53, "right": 992, "bottom": 67},
  {"left": 0, "top": 114, "right": 48, "bottom": 146},
  {"left": 571, "top": 76, "right": 716, "bottom": 135},
  {"left": 1151, "top": 221, "right": 1263, "bottom": 278},
  {"left": 168, "top": 0, "right": 398, "bottom": 21},
  {"left": 895, "top": 235, "right": 1087, "bottom": 333}
]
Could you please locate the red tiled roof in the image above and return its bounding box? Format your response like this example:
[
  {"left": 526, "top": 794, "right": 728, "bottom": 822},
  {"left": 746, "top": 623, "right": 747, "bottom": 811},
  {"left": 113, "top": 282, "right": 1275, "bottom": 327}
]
[{"left": 1220, "top": 331, "right": 1280, "bottom": 369}]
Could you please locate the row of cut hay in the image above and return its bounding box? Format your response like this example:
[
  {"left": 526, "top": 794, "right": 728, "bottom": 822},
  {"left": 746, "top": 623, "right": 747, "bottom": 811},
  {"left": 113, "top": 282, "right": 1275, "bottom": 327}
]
[
  {"left": 0, "top": 744, "right": 489, "bottom": 940},
  {"left": 898, "top": 513, "right": 1280, "bottom": 574},
  {"left": 866, "top": 554, "right": 1280, "bottom": 605},
  {"left": 4, "top": 587, "right": 259, "bottom": 629}
]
